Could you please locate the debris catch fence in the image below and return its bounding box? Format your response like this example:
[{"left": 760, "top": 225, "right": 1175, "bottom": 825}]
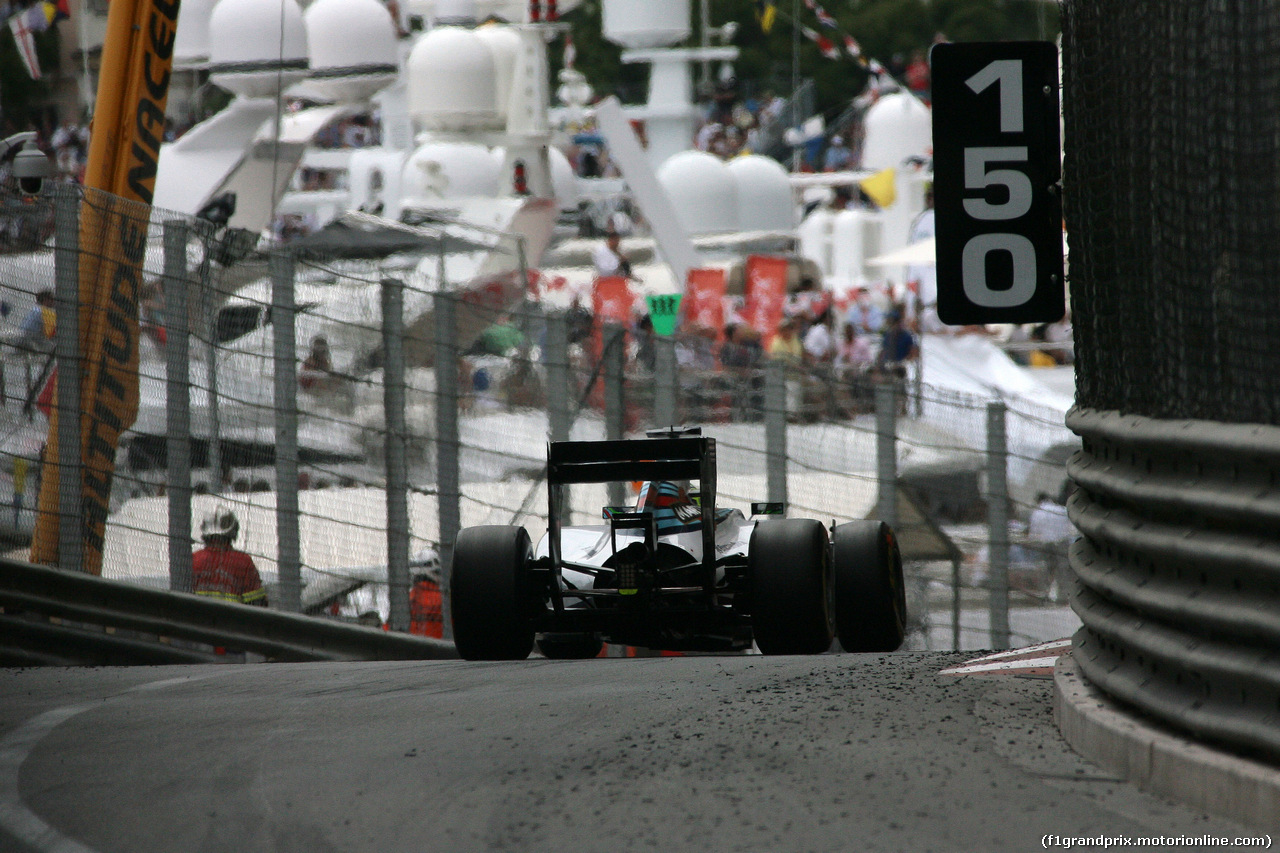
[{"left": 0, "top": 183, "right": 1078, "bottom": 652}]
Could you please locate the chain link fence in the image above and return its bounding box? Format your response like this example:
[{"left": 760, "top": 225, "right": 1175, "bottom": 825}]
[{"left": 0, "top": 182, "right": 1079, "bottom": 651}]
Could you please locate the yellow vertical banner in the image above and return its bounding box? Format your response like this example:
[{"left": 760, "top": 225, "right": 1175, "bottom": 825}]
[{"left": 30, "top": 0, "right": 180, "bottom": 572}]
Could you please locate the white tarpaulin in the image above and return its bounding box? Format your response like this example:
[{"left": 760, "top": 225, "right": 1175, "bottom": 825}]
[{"left": 867, "top": 237, "right": 936, "bottom": 267}]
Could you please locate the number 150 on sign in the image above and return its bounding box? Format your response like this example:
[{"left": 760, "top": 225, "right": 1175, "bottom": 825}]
[{"left": 932, "top": 41, "right": 1064, "bottom": 326}]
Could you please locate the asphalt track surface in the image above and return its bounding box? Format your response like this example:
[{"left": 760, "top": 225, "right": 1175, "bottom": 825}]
[{"left": 0, "top": 652, "right": 1249, "bottom": 852}]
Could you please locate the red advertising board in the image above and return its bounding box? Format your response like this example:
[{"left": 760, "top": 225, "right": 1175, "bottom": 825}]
[
  {"left": 684, "top": 268, "right": 727, "bottom": 345},
  {"left": 741, "top": 255, "right": 789, "bottom": 349}
]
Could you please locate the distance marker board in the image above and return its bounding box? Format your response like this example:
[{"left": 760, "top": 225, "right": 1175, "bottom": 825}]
[{"left": 931, "top": 41, "right": 1064, "bottom": 326}]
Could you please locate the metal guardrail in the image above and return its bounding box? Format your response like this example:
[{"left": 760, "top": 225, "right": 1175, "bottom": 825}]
[
  {"left": 1065, "top": 406, "right": 1280, "bottom": 758},
  {"left": 0, "top": 557, "right": 457, "bottom": 666}
]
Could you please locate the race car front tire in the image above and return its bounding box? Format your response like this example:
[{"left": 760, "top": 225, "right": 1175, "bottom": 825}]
[
  {"left": 832, "top": 520, "right": 906, "bottom": 652},
  {"left": 748, "top": 518, "right": 835, "bottom": 655},
  {"left": 451, "top": 525, "right": 536, "bottom": 661}
]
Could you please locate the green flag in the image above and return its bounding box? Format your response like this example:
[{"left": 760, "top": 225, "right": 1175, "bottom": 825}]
[{"left": 646, "top": 293, "right": 683, "bottom": 337}]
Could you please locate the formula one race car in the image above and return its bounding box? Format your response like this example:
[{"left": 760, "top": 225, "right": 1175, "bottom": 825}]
[{"left": 450, "top": 428, "right": 906, "bottom": 660}]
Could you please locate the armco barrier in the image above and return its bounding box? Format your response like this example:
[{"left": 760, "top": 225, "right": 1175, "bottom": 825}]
[
  {"left": 1066, "top": 407, "right": 1280, "bottom": 759},
  {"left": 0, "top": 557, "right": 457, "bottom": 665}
]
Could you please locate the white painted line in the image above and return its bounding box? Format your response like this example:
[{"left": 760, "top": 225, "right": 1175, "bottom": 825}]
[
  {"left": 939, "top": 655, "right": 1062, "bottom": 675},
  {"left": 0, "top": 675, "right": 219, "bottom": 853},
  {"left": 0, "top": 703, "right": 99, "bottom": 853},
  {"left": 960, "top": 639, "right": 1072, "bottom": 664}
]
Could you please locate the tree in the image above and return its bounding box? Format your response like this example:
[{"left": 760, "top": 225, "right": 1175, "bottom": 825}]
[{"left": 0, "top": 20, "right": 60, "bottom": 135}]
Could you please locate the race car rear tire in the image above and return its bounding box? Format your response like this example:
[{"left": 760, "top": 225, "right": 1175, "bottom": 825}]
[
  {"left": 536, "top": 633, "right": 604, "bottom": 659},
  {"left": 749, "top": 518, "right": 834, "bottom": 655},
  {"left": 832, "top": 520, "right": 906, "bottom": 652},
  {"left": 451, "top": 525, "right": 536, "bottom": 661}
]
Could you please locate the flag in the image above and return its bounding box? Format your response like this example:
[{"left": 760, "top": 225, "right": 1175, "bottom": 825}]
[
  {"left": 43, "top": 0, "right": 69, "bottom": 24},
  {"left": 859, "top": 167, "right": 897, "bottom": 209},
  {"left": 755, "top": 1, "right": 776, "bottom": 33},
  {"left": 9, "top": 12, "right": 40, "bottom": 80},
  {"left": 801, "top": 26, "right": 839, "bottom": 60},
  {"left": 814, "top": 5, "right": 837, "bottom": 28},
  {"left": 563, "top": 32, "right": 575, "bottom": 69},
  {"left": 843, "top": 35, "right": 861, "bottom": 59},
  {"left": 25, "top": 3, "right": 47, "bottom": 31}
]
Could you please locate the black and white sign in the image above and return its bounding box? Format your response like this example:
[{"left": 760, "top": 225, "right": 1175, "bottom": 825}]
[{"left": 931, "top": 41, "right": 1063, "bottom": 326}]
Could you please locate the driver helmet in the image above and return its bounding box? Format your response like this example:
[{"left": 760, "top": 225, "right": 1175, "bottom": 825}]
[
  {"left": 637, "top": 480, "right": 700, "bottom": 532},
  {"left": 200, "top": 506, "right": 240, "bottom": 543}
]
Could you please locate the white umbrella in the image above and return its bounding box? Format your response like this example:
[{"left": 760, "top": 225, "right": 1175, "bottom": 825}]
[{"left": 866, "top": 237, "right": 936, "bottom": 267}]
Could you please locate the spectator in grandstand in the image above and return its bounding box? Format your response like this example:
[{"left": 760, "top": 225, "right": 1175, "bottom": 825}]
[
  {"left": 634, "top": 313, "right": 656, "bottom": 373},
  {"left": 299, "top": 335, "right": 339, "bottom": 394},
  {"left": 9, "top": 290, "right": 55, "bottom": 354},
  {"left": 846, "top": 286, "right": 885, "bottom": 335},
  {"left": 192, "top": 508, "right": 268, "bottom": 606},
  {"left": 836, "top": 322, "right": 874, "bottom": 373},
  {"left": 1028, "top": 492, "right": 1075, "bottom": 603},
  {"left": 906, "top": 49, "right": 931, "bottom": 100},
  {"left": 875, "top": 308, "right": 919, "bottom": 404},
  {"left": 472, "top": 315, "right": 526, "bottom": 357},
  {"left": 592, "top": 227, "right": 635, "bottom": 280},
  {"left": 768, "top": 317, "right": 803, "bottom": 364},
  {"left": 802, "top": 307, "right": 835, "bottom": 365},
  {"left": 566, "top": 294, "right": 593, "bottom": 345},
  {"left": 1043, "top": 310, "right": 1074, "bottom": 364},
  {"left": 720, "top": 323, "right": 765, "bottom": 421},
  {"left": 823, "top": 135, "right": 855, "bottom": 172},
  {"left": 836, "top": 322, "right": 875, "bottom": 415}
]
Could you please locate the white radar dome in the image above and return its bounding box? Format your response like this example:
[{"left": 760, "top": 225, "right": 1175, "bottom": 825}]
[
  {"left": 401, "top": 142, "right": 501, "bottom": 210},
  {"left": 408, "top": 27, "right": 500, "bottom": 133},
  {"left": 657, "top": 150, "right": 736, "bottom": 235},
  {"left": 173, "top": 0, "right": 215, "bottom": 67},
  {"left": 603, "top": 0, "right": 690, "bottom": 49},
  {"left": 208, "top": 0, "right": 308, "bottom": 99},
  {"left": 861, "top": 92, "right": 932, "bottom": 171},
  {"left": 304, "top": 0, "right": 398, "bottom": 103},
  {"left": 474, "top": 25, "right": 521, "bottom": 122},
  {"left": 727, "top": 155, "right": 793, "bottom": 232}
]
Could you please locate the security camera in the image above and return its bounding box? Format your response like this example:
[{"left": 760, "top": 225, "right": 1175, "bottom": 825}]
[{"left": 12, "top": 145, "right": 51, "bottom": 195}]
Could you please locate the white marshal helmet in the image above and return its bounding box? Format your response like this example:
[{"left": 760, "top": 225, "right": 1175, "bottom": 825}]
[
  {"left": 412, "top": 547, "right": 441, "bottom": 583},
  {"left": 200, "top": 507, "right": 240, "bottom": 542}
]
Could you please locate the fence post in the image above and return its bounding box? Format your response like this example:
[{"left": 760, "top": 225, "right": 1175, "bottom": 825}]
[
  {"left": 604, "top": 322, "right": 626, "bottom": 507},
  {"left": 875, "top": 380, "right": 898, "bottom": 530},
  {"left": 986, "top": 400, "right": 1010, "bottom": 650},
  {"left": 271, "top": 250, "right": 302, "bottom": 612},
  {"left": 435, "top": 292, "right": 461, "bottom": 639},
  {"left": 765, "top": 360, "right": 787, "bottom": 506},
  {"left": 198, "top": 232, "right": 223, "bottom": 495},
  {"left": 654, "top": 336, "right": 677, "bottom": 430},
  {"left": 383, "top": 277, "right": 410, "bottom": 633},
  {"left": 545, "top": 312, "right": 571, "bottom": 524},
  {"left": 52, "top": 184, "right": 82, "bottom": 572},
  {"left": 163, "top": 222, "right": 192, "bottom": 592}
]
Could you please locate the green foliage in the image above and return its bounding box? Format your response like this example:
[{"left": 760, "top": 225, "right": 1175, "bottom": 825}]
[{"left": 556, "top": 0, "right": 1059, "bottom": 125}]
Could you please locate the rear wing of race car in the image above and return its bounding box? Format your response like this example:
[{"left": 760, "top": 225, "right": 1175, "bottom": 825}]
[{"left": 545, "top": 435, "right": 718, "bottom": 588}]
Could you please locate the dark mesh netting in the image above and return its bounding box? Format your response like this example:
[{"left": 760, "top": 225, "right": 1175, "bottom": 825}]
[{"left": 1062, "top": 1, "right": 1280, "bottom": 423}]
